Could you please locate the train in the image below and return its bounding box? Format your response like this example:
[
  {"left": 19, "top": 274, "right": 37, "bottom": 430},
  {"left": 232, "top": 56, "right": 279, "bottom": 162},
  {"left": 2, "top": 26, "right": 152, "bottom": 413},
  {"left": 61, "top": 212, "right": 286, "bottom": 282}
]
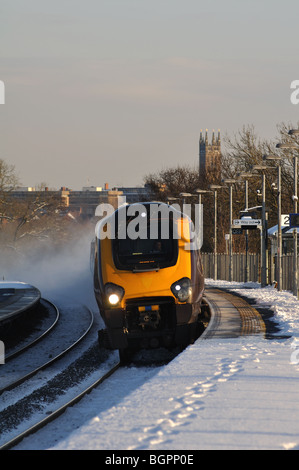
[{"left": 91, "top": 201, "right": 205, "bottom": 362}]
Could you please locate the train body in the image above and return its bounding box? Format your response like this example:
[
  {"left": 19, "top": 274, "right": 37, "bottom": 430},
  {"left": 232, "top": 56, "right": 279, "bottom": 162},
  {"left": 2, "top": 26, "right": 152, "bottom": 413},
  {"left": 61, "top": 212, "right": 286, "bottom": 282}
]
[{"left": 91, "top": 201, "right": 205, "bottom": 361}]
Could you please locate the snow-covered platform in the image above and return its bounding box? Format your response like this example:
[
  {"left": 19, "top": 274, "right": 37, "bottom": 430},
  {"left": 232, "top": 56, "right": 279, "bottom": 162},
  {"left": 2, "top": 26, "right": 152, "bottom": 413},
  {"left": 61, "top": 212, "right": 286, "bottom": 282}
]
[
  {"left": 203, "top": 287, "right": 266, "bottom": 338},
  {"left": 0, "top": 282, "right": 41, "bottom": 323}
]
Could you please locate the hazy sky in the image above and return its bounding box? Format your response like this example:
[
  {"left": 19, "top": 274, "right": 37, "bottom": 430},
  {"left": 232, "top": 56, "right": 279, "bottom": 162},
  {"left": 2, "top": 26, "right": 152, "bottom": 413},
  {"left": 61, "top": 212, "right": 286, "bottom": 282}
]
[{"left": 1, "top": 0, "right": 299, "bottom": 190}]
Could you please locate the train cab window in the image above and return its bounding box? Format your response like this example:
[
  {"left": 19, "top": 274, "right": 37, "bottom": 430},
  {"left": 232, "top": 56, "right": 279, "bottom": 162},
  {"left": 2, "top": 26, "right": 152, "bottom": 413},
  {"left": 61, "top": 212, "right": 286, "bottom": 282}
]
[
  {"left": 112, "top": 204, "right": 179, "bottom": 271},
  {"left": 113, "top": 236, "right": 178, "bottom": 271}
]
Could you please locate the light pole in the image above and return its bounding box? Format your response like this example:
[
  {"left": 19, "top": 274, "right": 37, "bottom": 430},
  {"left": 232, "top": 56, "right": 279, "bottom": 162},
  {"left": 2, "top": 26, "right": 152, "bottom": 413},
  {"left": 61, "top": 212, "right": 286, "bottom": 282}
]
[
  {"left": 179, "top": 192, "right": 193, "bottom": 205},
  {"left": 195, "top": 189, "right": 212, "bottom": 205},
  {"left": 222, "top": 179, "right": 238, "bottom": 282},
  {"left": 167, "top": 196, "right": 179, "bottom": 204},
  {"left": 263, "top": 154, "right": 283, "bottom": 291},
  {"left": 237, "top": 172, "right": 256, "bottom": 283},
  {"left": 276, "top": 135, "right": 299, "bottom": 297},
  {"left": 195, "top": 189, "right": 212, "bottom": 251},
  {"left": 251, "top": 165, "right": 269, "bottom": 287},
  {"left": 209, "top": 184, "right": 223, "bottom": 280}
]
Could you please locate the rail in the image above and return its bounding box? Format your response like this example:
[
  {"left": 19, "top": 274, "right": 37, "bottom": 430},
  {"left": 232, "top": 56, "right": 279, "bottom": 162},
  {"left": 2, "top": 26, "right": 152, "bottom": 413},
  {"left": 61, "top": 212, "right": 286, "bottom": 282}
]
[{"left": 0, "top": 362, "right": 120, "bottom": 450}]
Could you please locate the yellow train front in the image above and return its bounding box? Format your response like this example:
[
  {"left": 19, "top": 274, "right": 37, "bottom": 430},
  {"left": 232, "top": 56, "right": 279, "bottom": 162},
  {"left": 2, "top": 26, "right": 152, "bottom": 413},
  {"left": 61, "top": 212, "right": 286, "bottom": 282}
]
[{"left": 92, "top": 202, "right": 204, "bottom": 362}]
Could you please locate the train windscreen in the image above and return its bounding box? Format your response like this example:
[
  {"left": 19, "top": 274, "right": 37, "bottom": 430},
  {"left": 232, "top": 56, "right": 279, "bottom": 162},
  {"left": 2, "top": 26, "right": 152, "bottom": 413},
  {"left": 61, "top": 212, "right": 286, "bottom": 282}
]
[{"left": 112, "top": 208, "right": 178, "bottom": 271}]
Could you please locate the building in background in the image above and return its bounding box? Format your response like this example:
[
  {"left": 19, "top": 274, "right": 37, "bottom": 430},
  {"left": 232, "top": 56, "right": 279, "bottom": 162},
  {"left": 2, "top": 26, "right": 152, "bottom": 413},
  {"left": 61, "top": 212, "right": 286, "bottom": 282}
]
[
  {"left": 199, "top": 129, "right": 221, "bottom": 179},
  {"left": 9, "top": 184, "right": 151, "bottom": 219}
]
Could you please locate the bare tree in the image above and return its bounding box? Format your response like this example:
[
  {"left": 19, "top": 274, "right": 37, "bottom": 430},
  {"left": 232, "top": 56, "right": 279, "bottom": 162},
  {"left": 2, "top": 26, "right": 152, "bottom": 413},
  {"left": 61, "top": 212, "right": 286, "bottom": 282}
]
[
  {"left": 0, "top": 159, "right": 79, "bottom": 263},
  {"left": 0, "top": 159, "right": 19, "bottom": 223},
  {"left": 144, "top": 164, "right": 222, "bottom": 252},
  {"left": 144, "top": 165, "right": 202, "bottom": 202},
  {"left": 144, "top": 123, "right": 299, "bottom": 254},
  {"left": 221, "top": 123, "right": 299, "bottom": 252}
]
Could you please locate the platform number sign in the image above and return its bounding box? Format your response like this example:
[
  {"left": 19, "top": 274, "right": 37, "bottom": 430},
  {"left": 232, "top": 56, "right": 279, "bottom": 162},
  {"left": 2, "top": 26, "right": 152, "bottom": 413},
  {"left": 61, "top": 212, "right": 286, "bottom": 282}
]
[
  {"left": 281, "top": 214, "right": 290, "bottom": 227},
  {"left": 289, "top": 213, "right": 299, "bottom": 228}
]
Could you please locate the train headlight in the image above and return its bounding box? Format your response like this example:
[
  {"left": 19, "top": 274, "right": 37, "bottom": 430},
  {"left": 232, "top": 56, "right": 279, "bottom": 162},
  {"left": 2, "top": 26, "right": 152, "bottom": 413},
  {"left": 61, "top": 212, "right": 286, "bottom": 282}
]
[
  {"left": 105, "top": 283, "right": 125, "bottom": 306},
  {"left": 171, "top": 278, "right": 192, "bottom": 302},
  {"left": 108, "top": 294, "right": 120, "bottom": 305}
]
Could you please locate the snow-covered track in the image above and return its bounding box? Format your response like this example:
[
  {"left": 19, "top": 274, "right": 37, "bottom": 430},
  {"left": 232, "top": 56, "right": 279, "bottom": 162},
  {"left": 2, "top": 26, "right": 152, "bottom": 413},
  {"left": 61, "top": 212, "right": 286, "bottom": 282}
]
[
  {"left": 5, "top": 299, "right": 59, "bottom": 361},
  {"left": 0, "top": 362, "right": 120, "bottom": 450},
  {"left": 0, "top": 303, "right": 94, "bottom": 395}
]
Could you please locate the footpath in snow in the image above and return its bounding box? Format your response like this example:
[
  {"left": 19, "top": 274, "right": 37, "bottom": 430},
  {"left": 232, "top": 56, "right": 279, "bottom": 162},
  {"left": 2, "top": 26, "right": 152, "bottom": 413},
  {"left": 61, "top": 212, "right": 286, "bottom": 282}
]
[{"left": 15, "top": 279, "right": 299, "bottom": 451}]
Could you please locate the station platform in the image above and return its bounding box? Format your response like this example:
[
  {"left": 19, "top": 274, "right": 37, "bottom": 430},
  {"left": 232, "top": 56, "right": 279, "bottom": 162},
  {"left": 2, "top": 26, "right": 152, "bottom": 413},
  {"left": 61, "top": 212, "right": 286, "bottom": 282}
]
[
  {"left": 0, "top": 282, "right": 41, "bottom": 324},
  {"left": 203, "top": 287, "right": 266, "bottom": 339}
]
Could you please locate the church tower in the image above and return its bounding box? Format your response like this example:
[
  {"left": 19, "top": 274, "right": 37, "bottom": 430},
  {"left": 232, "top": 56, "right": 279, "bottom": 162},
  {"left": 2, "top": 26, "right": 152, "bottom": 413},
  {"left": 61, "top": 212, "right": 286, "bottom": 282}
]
[{"left": 199, "top": 129, "right": 221, "bottom": 179}]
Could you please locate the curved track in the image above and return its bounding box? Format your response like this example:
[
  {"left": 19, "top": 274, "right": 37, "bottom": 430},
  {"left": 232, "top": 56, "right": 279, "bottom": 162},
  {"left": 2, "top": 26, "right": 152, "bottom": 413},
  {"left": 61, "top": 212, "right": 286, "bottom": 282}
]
[
  {"left": 0, "top": 301, "right": 94, "bottom": 394},
  {"left": 4, "top": 299, "right": 59, "bottom": 361},
  {"left": 0, "top": 288, "right": 267, "bottom": 450}
]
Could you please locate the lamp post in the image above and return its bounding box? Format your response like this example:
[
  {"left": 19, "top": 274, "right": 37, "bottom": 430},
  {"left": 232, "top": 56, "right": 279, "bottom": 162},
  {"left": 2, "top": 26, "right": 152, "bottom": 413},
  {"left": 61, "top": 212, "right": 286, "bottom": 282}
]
[
  {"left": 263, "top": 154, "right": 283, "bottom": 291},
  {"left": 167, "top": 196, "right": 179, "bottom": 204},
  {"left": 237, "top": 172, "right": 257, "bottom": 283},
  {"left": 195, "top": 189, "right": 212, "bottom": 205},
  {"left": 179, "top": 192, "right": 193, "bottom": 205},
  {"left": 251, "top": 165, "right": 269, "bottom": 287},
  {"left": 222, "top": 179, "right": 238, "bottom": 282},
  {"left": 209, "top": 184, "right": 223, "bottom": 280},
  {"left": 276, "top": 136, "right": 299, "bottom": 297},
  {"left": 194, "top": 189, "right": 212, "bottom": 251},
  {"left": 179, "top": 192, "right": 193, "bottom": 225}
]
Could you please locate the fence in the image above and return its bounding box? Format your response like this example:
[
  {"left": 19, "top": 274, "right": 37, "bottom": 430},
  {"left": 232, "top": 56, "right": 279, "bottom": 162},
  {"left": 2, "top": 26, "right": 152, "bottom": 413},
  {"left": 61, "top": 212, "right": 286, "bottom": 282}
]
[
  {"left": 202, "top": 252, "right": 299, "bottom": 292},
  {"left": 274, "top": 254, "right": 298, "bottom": 292},
  {"left": 201, "top": 253, "right": 260, "bottom": 283}
]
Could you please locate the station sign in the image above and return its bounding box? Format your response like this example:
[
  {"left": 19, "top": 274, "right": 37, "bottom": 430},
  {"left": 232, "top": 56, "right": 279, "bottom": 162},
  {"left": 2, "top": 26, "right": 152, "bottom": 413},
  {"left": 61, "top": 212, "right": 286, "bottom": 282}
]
[
  {"left": 281, "top": 214, "right": 290, "bottom": 227},
  {"left": 233, "top": 219, "right": 261, "bottom": 228}
]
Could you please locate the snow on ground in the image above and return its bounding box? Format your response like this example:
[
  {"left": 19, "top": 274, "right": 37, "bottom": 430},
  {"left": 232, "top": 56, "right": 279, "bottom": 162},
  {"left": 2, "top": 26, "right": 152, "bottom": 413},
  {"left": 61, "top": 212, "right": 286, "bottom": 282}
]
[{"left": 14, "top": 279, "right": 299, "bottom": 451}]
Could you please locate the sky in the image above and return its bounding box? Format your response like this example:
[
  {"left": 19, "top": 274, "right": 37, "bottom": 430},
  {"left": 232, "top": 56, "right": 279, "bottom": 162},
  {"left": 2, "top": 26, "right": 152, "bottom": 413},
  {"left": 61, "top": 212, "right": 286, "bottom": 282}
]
[{"left": 1, "top": 0, "right": 299, "bottom": 190}]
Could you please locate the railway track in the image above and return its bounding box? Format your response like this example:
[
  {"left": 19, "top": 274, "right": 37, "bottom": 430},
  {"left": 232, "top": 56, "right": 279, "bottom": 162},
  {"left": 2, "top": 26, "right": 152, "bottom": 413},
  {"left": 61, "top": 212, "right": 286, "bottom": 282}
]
[
  {"left": 0, "top": 300, "right": 94, "bottom": 394},
  {"left": 4, "top": 299, "right": 60, "bottom": 361},
  {"left": 0, "top": 294, "right": 126, "bottom": 450},
  {"left": 0, "top": 287, "right": 268, "bottom": 450},
  {"left": 0, "top": 361, "right": 120, "bottom": 450}
]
